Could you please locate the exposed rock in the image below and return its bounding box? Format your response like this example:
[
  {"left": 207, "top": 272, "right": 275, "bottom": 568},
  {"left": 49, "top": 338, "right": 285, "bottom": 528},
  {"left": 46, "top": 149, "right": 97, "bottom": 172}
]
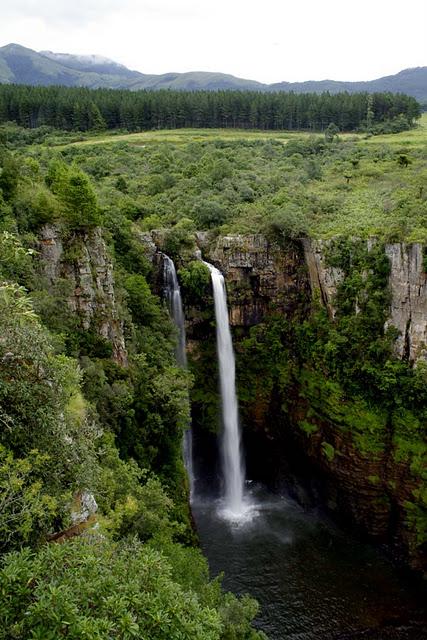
[
  {"left": 47, "top": 491, "right": 99, "bottom": 544},
  {"left": 194, "top": 231, "right": 211, "bottom": 249},
  {"left": 134, "top": 230, "right": 157, "bottom": 263},
  {"left": 203, "top": 234, "right": 310, "bottom": 326},
  {"left": 303, "top": 238, "right": 427, "bottom": 363},
  {"left": 70, "top": 491, "right": 98, "bottom": 526},
  {"left": 140, "top": 230, "right": 426, "bottom": 572},
  {"left": 385, "top": 243, "right": 427, "bottom": 362},
  {"left": 285, "top": 397, "right": 426, "bottom": 574},
  {"left": 38, "top": 224, "right": 127, "bottom": 366},
  {"left": 302, "top": 238, "right": 344, "bottom": 317}
]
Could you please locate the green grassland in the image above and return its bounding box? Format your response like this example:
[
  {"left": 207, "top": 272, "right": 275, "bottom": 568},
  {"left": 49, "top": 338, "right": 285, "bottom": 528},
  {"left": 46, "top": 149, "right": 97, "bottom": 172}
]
[
  {"left": 59, "top": 112, "right": 427, "bottom": 148},
  {"left": 60, "top": 127, "right": 317, "bottom": 147}
]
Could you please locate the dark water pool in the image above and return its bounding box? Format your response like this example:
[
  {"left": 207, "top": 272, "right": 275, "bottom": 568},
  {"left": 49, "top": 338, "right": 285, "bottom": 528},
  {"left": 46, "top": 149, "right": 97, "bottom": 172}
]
[{"left": 192, "top": 484, "right": 427, "bottom": 640}]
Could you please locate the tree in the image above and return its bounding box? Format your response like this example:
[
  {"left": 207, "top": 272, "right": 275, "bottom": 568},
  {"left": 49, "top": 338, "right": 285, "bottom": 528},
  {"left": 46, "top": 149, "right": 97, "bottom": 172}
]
[
  {"left": 324, "top": 122, "right": 339, "bottom": 143},
  {"left": 47, "top": 160, "right": 101, "bottom": 228},
  {"left": 0, "top": 283, "right": 99, "bottom": 508},
  {"left": 0, "top": 149, "right": 19, "bottom": 201}
]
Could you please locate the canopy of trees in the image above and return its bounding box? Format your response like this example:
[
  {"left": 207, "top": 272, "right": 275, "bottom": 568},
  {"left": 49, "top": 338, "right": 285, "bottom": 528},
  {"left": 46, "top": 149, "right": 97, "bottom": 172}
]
[{"left": 0, "top": 84, "right": 421, "bottom": 132}]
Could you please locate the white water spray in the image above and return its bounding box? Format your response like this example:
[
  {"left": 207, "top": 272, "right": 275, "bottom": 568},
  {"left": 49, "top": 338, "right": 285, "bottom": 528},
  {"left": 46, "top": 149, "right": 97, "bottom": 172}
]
[
  {"left": 204, "top": 261, "right": 246, "bottom": 518},
  {"left": 163, "top": 255, "right": 194, "bottom": 498}
]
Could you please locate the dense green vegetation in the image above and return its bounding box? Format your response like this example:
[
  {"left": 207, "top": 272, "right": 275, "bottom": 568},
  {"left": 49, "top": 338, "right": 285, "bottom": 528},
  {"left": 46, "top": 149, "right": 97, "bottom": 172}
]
[
  {"left": 0, "top": 137, "right": 266, "bottom": 637},
  {"left": 5, "top": 113, "right": 422, "bottom": 242},
  {"left": 0, "top": 106, "right": 426, "bottom": 634},
  {"left": 0, "top": 84, "right": 420, "bottom": 132}
]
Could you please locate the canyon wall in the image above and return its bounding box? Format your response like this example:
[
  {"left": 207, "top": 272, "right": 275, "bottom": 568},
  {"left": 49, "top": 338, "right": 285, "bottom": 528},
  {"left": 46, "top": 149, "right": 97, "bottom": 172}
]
[
  {"left": 38, "top": 224, "right": 127, "bottom": 366},
  {"left": 140, "top": 231, "right": 427, "bottom": 574},
  {"left": 302, "top": 238, "right": 427, "bottom": 363},
  {"left": 200, "top": 234, "right": 310, "bottom": 325},
  {"left": 385, "top": 243, "right": 427, "bottom": 363}
]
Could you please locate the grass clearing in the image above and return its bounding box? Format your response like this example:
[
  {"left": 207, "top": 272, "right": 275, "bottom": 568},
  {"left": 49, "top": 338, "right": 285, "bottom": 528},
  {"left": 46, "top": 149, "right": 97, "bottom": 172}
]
[
  {"left": 59, "top": 127, "right": 361, "bottom": 149},
  {"left": 56, "top": 115, "right": 427, "bottom": 151}
]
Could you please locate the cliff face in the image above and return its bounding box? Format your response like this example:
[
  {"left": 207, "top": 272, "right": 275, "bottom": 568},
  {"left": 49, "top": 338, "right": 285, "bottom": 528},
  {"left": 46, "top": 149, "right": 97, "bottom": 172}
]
[
  {"left": 302, "top": 238, "right": 343, "bottom": 317},
  {"left": 285, "top": 394, "right": 425, "bottom": 573},
  {"left": 303, "top": 238, "right": 427, "bottom": 363},
  {"left": 201, "top": 234, "right": 310, "bottom": 326},
  {"left": 385, "top": 243, "right": 427, "bottom": 363},
  {"left": 202, "top": 234, "right": 426, "bottom": 574},
  {"left": 38, "top": 224, "right": 127, "bottom": 366},
  {"left": 142, "top": 231, "right": 426, "bottom": 573}
]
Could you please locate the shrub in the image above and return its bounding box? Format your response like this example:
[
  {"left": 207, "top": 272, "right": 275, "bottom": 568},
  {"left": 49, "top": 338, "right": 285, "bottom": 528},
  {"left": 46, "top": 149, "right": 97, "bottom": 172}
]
[
  {"left": 178, "top": 261, "right": 211, "bottom": 304},
  {"left": 0, "top": 538, "right": 222, "bottom": 640}
]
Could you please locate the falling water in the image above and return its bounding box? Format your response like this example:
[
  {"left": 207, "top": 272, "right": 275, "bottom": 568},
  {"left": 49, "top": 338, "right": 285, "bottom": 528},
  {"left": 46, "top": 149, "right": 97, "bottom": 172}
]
[
  {"left": 204, "top": 261, "right": 246, "bottom": 518},
  {"left": 163, "top": 255, "right": 194, "bottom": 498}
]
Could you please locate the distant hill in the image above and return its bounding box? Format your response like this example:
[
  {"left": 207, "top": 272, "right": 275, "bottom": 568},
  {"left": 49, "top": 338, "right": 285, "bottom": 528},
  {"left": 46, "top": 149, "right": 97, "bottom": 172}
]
[
  {"left": 0, "top": 43, "right": 426, "bottom": 103},
  {"left": 269, "top": 67, "right": 427, "bottom": 104}
]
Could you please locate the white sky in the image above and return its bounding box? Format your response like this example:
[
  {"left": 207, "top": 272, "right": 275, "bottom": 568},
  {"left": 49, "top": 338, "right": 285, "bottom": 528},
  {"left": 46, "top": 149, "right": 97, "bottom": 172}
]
[{"left": 1, "top": 0, "right": 426, "bottom": 83}]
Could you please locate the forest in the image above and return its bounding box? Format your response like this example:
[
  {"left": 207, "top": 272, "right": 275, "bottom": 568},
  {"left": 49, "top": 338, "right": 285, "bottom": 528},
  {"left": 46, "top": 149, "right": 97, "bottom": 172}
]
[{"left": 0, "top": 83, "right": 421, "bottom": 132}]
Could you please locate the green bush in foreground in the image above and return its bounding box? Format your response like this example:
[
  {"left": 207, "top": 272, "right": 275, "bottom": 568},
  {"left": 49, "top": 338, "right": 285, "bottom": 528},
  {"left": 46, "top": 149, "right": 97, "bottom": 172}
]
[{"left": 0, "top": 537, "right": 266, "bottom": 640}]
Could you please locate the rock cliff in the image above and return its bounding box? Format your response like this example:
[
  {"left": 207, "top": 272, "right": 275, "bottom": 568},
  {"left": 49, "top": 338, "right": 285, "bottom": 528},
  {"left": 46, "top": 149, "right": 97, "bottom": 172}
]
[
  {"left": 38, "top": 224, "right": 127, "bottom": 366},
  {"left": 385, "top": 243, "right": 427, "bottom": 362},
  {"left": 285, "top": 393, "right": 425, "bottom": 573},
  {"left": 198, "top": 234, "right": 310, "bottom": 326},
  {"left": 303, "top": 238, "right": 427, "bottom": 363}
]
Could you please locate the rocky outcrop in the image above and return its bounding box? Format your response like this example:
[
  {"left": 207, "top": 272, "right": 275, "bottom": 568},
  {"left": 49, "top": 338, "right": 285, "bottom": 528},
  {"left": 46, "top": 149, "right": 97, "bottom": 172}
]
[
  {"left": 140, "top": 231, "right": 310, "bottom": 326},
  {"left": 302, "top": 238, "right": 344, "bottom": 317},
  {"left": 202, "top": 234, "right": 310, "bottom": 326},
  {"left": 38, "top": 224, "right": 127, "bottom": 366},
  {"left": 47, "top": 491, "right": 98, "bottom": 544},
  {"left": 385, "top": 243, "right": 427, "bottom": 362},
  {"left": 135, "top": 230, "right": 158, "bottom": 263},
  {"left": 141, "top": 231, "right": 427, "bottom": 361},
  {"left": 303, "top": 238, "right": 427, "bottom": 363},
  {"left": 286, "top": 399, "right": 425, "bottom": 573}
]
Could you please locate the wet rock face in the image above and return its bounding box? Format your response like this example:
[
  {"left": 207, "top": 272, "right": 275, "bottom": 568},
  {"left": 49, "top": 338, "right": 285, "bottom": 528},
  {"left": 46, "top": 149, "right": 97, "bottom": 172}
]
[
  {"left": 385, "top": 243, "right": 427, "bottom": 363},
  {"left": 39, "top": 224, "right": 127, "bottom": 366},
  {"left": 203, "top": 235, "right": 310, "bottom": 326}
]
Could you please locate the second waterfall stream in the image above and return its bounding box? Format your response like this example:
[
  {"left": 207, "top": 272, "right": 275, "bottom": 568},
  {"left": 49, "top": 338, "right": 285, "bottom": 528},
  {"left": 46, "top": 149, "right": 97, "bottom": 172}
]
[
  {"left": 204, "top": 261, "right": 248, "bottom": 519},
  {"left": 163, "top": 254, "right": 195, "bottom": 499}
]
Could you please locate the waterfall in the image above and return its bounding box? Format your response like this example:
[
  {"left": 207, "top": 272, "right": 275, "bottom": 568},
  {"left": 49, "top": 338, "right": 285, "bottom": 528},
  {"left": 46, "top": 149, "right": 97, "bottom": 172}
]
[
  {"left": 204, "top": 261, "right": 246, "bottom": 517},
  {"left": 163, "top": 255, "right": 194, "bottom": 498}
]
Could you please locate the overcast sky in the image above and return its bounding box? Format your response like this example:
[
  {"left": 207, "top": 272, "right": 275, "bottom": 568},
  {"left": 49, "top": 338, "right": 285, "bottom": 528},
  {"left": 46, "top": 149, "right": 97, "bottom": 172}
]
[{"left": 1, "top": 0, "right": 426, "bottom": 83}]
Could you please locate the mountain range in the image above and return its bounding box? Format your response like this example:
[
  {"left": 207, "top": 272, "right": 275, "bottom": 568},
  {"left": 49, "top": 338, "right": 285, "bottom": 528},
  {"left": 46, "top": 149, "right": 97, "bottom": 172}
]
[{"left": 1, "top": 43, "right": 426, "bottom": 104}]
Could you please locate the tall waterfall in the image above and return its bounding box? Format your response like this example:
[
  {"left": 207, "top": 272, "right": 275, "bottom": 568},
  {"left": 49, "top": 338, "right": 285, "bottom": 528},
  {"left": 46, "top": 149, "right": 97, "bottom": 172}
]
[
  {"left": 204, "top": 261, "right": 246, "bottom": 517},
  {"left": 163, "top": 255, "right": 194, "bottom": 498}
]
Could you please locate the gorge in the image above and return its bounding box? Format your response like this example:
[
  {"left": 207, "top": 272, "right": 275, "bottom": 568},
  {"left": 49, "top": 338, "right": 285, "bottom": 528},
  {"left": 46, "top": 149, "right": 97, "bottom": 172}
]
[
  {"left": 149, "top": 232, "right": 425, "bottom": 558},
  {"left": 151, "top": 232, "right": 427, "bottom": 638},
  {"left": 1, "top": 120, "right": 427, "bottom": 639}
]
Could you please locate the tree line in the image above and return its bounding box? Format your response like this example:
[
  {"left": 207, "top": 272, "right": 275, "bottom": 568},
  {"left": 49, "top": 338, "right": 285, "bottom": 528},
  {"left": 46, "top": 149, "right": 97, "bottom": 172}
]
[{"left": 0, "top": 84, "right": 421, "bottom": 132}]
